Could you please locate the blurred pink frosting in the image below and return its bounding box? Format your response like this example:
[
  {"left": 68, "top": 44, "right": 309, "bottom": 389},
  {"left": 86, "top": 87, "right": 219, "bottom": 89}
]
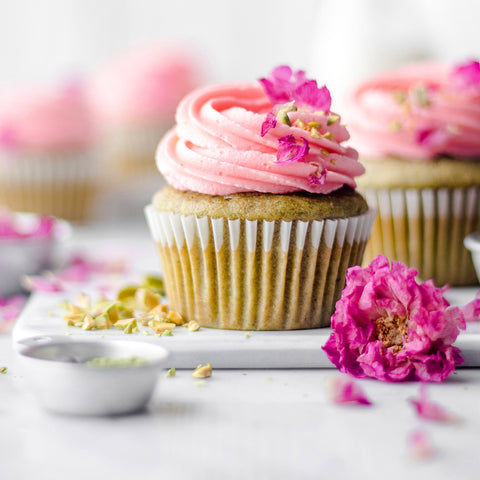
[
  {"left": 157, "top": 82, "right": 364, "bottom": 195},
  {"left": 0, "top": 81, "right": 95, "bottom": 152},
  {"left": 90, "top": 46, "right": 201, "bottom": 127},
  {"left": 346, "top": 61, "right": 480, "bottom": 159}
]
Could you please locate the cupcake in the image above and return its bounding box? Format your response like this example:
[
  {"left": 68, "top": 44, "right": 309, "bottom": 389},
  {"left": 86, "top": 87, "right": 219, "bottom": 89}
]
[
  {"left": 145, "top": 66, "right": 374, "bottom": 330},
  {"left": 90, "top": 45, "right": 201, "bottom": 183},
  {"left": 346, "top": 60, "right": 480, "bottom": 286},
  {"left": 0, "top": 80, "right": 100, "bottom": 222}
]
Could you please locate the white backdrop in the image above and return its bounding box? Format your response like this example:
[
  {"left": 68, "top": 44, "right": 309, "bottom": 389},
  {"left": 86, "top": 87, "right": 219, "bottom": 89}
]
[{"left": 0, "top": 0, "right": 479, "bottom": 106}]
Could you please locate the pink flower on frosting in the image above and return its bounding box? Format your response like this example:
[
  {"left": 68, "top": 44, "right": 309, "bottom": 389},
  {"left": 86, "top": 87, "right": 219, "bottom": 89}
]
[
  {"left": 259, "top": 65, "right": 331, "bottom": 111},
  {"left": 409, "top": 384, "right": 459, "bottom": 422},
  {"left": 451, "top": 60, "right": 480, "bottom": 93},
  {"left": 275, "top": 135, "right": 309, "bottom": 165},
  {"left": 327, "top": 376, "right": 372, "bottom": 406},
  {"left": 322, "top": 255, "right": 480, "bottom": 382}
]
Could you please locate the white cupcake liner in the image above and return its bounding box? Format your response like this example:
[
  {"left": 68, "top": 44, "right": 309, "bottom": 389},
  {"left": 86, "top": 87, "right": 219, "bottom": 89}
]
[
  {"left": 0, "top": 150, "right": 102, "bottom": 221},
  {"left": 363, "top": 186, "right": 480, "bottom": 286},
  {"left": 145, "top": 205, "right": 375, "bottom": 330}
]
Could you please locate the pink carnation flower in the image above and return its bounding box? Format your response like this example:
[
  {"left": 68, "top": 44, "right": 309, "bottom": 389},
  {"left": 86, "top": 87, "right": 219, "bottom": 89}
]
[{"left": 323, "top": 255, "right": 480, "bottom": 382}]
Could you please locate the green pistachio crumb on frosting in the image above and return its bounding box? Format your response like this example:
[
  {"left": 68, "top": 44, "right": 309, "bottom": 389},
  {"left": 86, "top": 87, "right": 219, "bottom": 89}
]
[{"left": 0, "top": 366, "right": 7, "bottom": 374}]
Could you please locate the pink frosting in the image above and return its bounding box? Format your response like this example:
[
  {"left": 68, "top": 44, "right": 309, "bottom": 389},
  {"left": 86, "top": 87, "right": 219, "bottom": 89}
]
[
  {"left": 347, "top": 62, "right": 480, "bottom": 159},
  {"left": 156, "top": 83, "right": 364, "bottom": 195},
  {"left": 0, "top": 81, "right": 95, "bottom": 152},
  {"left": 90, "top": 46, "right": 201, "bottom": 126}
]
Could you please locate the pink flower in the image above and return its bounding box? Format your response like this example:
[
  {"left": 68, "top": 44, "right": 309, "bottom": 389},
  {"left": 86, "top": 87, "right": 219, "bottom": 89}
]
[
  {"left": 322, "top": 255, "right": 479, "bottom": 382},
  {"left": 259, "top": 66, "right": 331, "bottom": 112},
  {"left": 275, "top": 135, "right": 310, "bottom": 165},
  {"left": 327, "top": 376, "right": 372, "bottom": 406},
  {"left": 407, "top": 429, "right": 436, "bottom": 461},
  {"left": 409, "top": 384, "right": 459, "bottom": 422},
  {"left": 307, "top": 166, "right": 327, "bottom": 186},
  {"left": 22, "top": 275, "right": 64, "bottom": 293},
  {"left": 451, "top": 60, "right": 480, "bottom": 93}
]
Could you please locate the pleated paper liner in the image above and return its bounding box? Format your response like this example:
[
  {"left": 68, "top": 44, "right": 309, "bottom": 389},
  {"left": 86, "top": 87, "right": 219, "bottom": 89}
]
[
  {"left": 363, "top": 187, "right": 480, "bottom": 286},
  {"left": 145, "top": 206, "right": 375, "bottom": 330},
  {"left": 0, "top": 151, "right": 101, "bottom": 222}
]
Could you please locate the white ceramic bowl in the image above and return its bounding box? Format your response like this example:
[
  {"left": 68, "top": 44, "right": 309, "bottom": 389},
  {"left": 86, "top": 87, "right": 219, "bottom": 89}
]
[
  {"left": 465, "top": 232, "right": 480, "bottom": 282},
  {"left": 0, "top": 213, "right": 71, "bottom": 297},
  {"left": 16, "top": 336, "right": 169, "bottom": 416}
]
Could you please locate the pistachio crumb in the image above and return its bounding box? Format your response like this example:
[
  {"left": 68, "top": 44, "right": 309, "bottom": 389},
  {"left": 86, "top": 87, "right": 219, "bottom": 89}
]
[
  {"left": 245, "top": 332, "right": 250, "bottom": 338},
  {"left": 0, "top": 367, "right": 7, "bottom": 374},
  {"left": 188, "top": 320, "right": 200, "bottom": 332},
  {"left": 166, "top": 367, "right": 176, "bottom": 378},
  {"left": 161, "top": 329, "right": 172, "bottom": 337},
  {"left": 194, "top": 380, "right": 205, "bottom": 387},
  {"left": 142, "top": 330, "right": 151, "bottom": 336},
  {"left": 192, "top": 363, "right": 212, "bottom": 378},
  {"left": 327, "top": 114, "right": 339, "bottom": 125}
]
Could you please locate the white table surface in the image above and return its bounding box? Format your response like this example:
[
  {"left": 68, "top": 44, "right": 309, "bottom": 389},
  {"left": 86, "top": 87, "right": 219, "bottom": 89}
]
[{"left": 2, "top": 218, "right": 480, "bottom": 480}]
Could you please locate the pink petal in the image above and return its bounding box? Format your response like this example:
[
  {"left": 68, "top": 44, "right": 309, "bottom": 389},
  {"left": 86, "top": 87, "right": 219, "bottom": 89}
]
[
  {"left": 294, "top": 80, "right": 332, "bottom": 112},
  {"left": 22, "top": 275, "right": 64, "bottom": 293},
  {"left": 451, "top": 60, "right": 480, "bottom": 92},
  {"left": 415, "top": 127, "right": 449, "bottom": 147},
  {"left": 275, "top": 135, "right": 310, "bottom": 165},
  {"left": 327, "top": 376, "right": 372, "bottom": 405},
  {"left": 260, "top": 110, "right": 277, "bottom": 137},
  {"left": 409, "top": 384, "right": 459, "bottom": 422},
  {"left": 407, "top": 429, "right": 436, "bottom": 461},
  {"left": 0, "top": 295, "right": 27, "bottom": 323},
  {"left": 308, "top": 167, "right": 327, "bottom": 186},
  {"left": 458, "top": 290, "right": 480, "bottom": 322}
]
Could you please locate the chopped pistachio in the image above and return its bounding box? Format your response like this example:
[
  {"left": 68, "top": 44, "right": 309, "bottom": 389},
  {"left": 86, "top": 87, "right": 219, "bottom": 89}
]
[
  {"left": 166, "top": 310, "right": 184, "bottom": 326},
  {"left": 192, "top": 363, "right": 212, "bottom": 379},
  {"left": 393, "top": 90, "right": 407, "bottom": 104},
  {"left": 148, "top": 319, "right": 176, "bottom": 334},
  {"left": 389, "top": 120, "right": 403, "bottom": 132},
  {"left": 150, "top": 304, "right": 169, "bottom": 315},
  {"left": 310, "top": 127, "right": 322, "bottom": 139},
  {"left": 142, "top": 329, "right": 151, "bottom": 336},
  {"left": 136, "top": 288, "right": 161, "bottom": 311},
  {"left": 412, "top": 85, "right": 430, "bottom": 107},
  {"left": 321, "top": 132, "right": 335, "bottom": 140},
  {"left": 320, "top": 149, "right": 330, "bottom": 156},
  {"left": 194, "top": 380, "right": 205, "bottom": 387},
  {"left": 94, "top": 313, "right": 112, "bottom": 330},
  {"left": 104, "top": 302, "right": 120, "bottom": 323},
  {"left": 327, "top": 114, "right": 339, "bottom": 125},
  {"left": 294, "top": 119, "right": 306, "bottom": 129},
  {"left": 141, "top": 275, "right": 165, "bottom": 295},
  {"left": 330, "top": 159, "right": 337, "bottom": 166},
  {"left": 165, "top": 367, "right": 176, "bottom": 378},
  {"left": 81, "top": 314, "right": 96, "bottom": 331},
  {"left": 277, "top": 110, "right": 291, "bottom": 126},
  {"left": 114, "top": 318, "right": 138, "bottom": 334},
  {"left": 188, "top": 320, "right": 200, "bottom": 332},
  {"left": 308, "top": 121, "right": 322, "bottom": 129},
  {"left": 0, "top": 367, "right": 7, "bottom": 374},
  {"left": 138, "top": 312, "right": 155, "bottom": 326},
  {"left": 116, "top": 285, "right": 138, "bottom": 302},
  {"left": 244, "top": 332, "right": 250, "bottom": 338},
  {"left": 161, "top": 329, "right": 173, "bottom": 337}
]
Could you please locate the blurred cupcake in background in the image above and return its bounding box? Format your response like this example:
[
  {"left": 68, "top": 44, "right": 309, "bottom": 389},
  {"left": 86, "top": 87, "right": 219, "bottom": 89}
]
[
  {"left": 346, "top": 60, "right": 480, "bottom": 286},
  {"left": 0, "top": 80, "right": 101, "bottom": 222},
  {"left": 90, "top": 45, "right": 202, "bottom": 186}
]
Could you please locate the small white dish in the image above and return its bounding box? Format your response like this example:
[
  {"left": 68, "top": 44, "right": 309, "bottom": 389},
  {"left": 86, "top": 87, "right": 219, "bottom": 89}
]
[
  {"left": 0, "top": 212, "right": 71, "bottom": 297},
  {"left": 16, "top": 336, "right": 169, "bottom": 416},
  {"left": 464, "top": 232, "right": 480, "bottom": 282}
]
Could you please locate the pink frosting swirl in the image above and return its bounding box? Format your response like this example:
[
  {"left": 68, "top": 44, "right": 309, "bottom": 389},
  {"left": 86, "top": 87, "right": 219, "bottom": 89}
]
[
  {"left": 347, "top": 62, "right": 480, "bottom": 159},
  {"left": 0, "top": 80, "right": 95, "bottom": 152},
  {"left": 156, "top": 83, "right": 364, "bottom": 195}
]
